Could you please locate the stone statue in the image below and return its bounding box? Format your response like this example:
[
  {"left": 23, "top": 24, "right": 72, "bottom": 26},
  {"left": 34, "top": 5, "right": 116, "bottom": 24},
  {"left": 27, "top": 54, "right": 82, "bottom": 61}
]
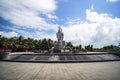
[{"left": 54, "top": 26, "right": 64, "bottom": 53}]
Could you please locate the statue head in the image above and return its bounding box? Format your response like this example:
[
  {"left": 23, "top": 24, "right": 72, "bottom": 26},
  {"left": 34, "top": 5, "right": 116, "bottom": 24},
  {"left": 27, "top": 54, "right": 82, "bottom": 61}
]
[{"left": 58, "top": 26, "right": 62, "bottom": 32}]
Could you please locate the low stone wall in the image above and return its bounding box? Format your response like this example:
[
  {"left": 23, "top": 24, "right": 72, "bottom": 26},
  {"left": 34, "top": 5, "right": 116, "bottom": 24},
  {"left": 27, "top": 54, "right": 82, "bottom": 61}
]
[{"left": 1, "top": 52, "right": 120, "bottom": 63}]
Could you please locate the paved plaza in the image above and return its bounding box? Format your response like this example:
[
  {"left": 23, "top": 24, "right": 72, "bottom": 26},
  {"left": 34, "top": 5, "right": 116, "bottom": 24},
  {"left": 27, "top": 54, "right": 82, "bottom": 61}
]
[{"left": 0, "top": 61, "right": 120, "bottom": 80}]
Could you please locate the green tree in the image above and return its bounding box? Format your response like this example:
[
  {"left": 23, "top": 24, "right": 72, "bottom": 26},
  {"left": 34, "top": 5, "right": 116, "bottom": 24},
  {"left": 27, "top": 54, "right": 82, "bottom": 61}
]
[
  {"left": 26, "top": 37, "right": 34, "bottom": 50},
  {"left": 48, "top": 39, "right": 54, "bottom": 49},
  {"left": 0, "top": 36, "right": 9, "bottom": 48},
  {"left": 40, "top": 38, "right": 49, "bottom": 50},
  {"left": 85, "top": 45, "right": 93, "bottom": 51},
  {"left": 34, "top": 40, "right": 41, "bottom": 49},
  {"left": 66, "top": 42, "right": 73, "bottom": 48},
  {"left": 9, "top": 37, "right": 17, "bottom": 51}
]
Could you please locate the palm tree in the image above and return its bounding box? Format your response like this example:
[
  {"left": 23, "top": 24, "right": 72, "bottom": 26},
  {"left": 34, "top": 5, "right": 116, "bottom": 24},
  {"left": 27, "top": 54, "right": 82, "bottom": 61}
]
[
  {"left": 66, "top": 42, "right": 73, "bottom": 48},
  {"left": 40, "top": 38, "right": 49, "bottom": 50},
  {"left": 1, "top": 36, "right": 8, "bottom": 48}
]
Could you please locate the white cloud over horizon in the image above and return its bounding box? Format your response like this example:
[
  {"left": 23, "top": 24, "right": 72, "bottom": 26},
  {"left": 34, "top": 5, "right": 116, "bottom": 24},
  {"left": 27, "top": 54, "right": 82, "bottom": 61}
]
[
  {"left": 0, "top": 31, "right": 18, "bottom": 38},
  {"left": 62, "top": 8, "right": 120, "bottom": 48}
]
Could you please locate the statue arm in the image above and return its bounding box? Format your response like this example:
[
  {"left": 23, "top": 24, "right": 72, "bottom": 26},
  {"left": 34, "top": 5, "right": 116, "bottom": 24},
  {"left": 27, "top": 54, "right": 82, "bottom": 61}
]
[{"left": 62, "top": 33, "right": 64, "bottom": 40}]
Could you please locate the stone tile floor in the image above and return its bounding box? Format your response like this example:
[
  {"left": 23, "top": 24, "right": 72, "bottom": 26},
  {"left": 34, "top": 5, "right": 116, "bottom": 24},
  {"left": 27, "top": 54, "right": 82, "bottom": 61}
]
[{"left": 0, "top": 61, "right": 120, "bottom": 80}]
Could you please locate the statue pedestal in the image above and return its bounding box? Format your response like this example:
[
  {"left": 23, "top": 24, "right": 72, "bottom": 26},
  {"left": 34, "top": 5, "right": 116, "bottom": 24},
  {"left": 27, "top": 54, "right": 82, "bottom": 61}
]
[
  {"left": 54, "top": 41, "right": 63, "bottom": 53},
  {"left": 54, "top": 49, "right": 61, "bottom": 53}
]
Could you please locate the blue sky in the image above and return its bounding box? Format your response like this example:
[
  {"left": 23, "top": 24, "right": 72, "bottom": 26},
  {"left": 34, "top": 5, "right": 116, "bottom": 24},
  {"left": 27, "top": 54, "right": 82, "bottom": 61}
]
[{"left": 0, "top": 0, "right": 120, "bottom": 48}]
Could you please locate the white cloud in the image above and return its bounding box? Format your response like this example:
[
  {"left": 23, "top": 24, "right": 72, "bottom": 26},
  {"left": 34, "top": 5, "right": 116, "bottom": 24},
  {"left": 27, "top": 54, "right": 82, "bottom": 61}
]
[
  {"left": 0, "top": 31, "right": 18, "bottom": 38},
  {"left": 0, "top": 0, "right": 58, "bottom": 30},
  {"left": 20, "top": 0, "right": 57, "bottom": 12},
  {"left": 62, "top": 9, "right": 120, "bottom": 48},
  {"left": 107, "top": 0, "right": 120, "bottom": 2},
  {"left": 63, "top": 22, "right": 98, "bottom": 46},
  {"left": 0, "top": 24, "right": 56, "bottom": 40},
  {"left": 86, "top": 9, "right": 112, "bottom": 23},
  {"left": 47, "top": 14, "right": 58, "bottom": 19}
]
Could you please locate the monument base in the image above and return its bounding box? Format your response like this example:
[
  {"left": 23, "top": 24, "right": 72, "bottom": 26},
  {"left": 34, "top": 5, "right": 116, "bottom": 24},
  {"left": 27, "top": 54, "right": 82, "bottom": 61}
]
[
  {"left": 53, "top": 49, "right": 61, "bottom": 53},
  {"left": 53, "top": 49, "right": 65, "bottom": 53}
]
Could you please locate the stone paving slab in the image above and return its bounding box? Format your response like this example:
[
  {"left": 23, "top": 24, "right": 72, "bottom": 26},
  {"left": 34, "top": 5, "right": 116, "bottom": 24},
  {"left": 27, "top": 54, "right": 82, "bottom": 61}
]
[{"left": 0, "top": 61, "right": 120, "bottom": 80}]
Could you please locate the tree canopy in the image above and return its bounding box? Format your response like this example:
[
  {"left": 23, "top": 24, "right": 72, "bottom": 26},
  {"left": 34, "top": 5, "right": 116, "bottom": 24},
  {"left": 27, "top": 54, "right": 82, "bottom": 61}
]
[{"left": 0, "top": 35, "right": 120, "bottom": 52}]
